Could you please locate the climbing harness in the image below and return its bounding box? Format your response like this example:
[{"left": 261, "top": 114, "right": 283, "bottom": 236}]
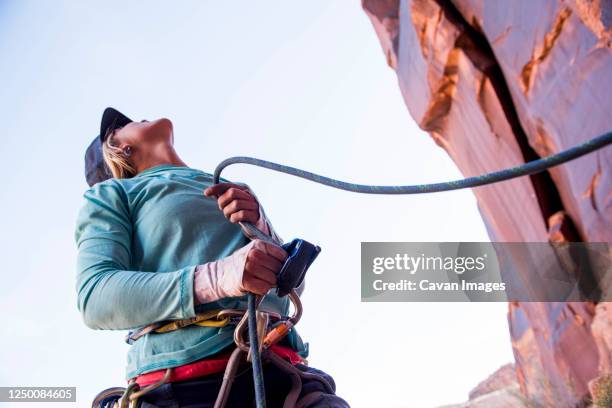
[
  {"left": 112, "top": 231, "right": 321, "bottom": 408},
  {"left": 93, "top": 130, "right": 611, "bottom": 408},
  {"left": 111, "top": 296, "right": 310, "bottom": 407}
]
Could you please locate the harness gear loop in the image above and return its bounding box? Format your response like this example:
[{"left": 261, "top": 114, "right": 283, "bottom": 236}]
[
  {"left": 263, "top": 350, "right": 303, "bottom": 408},
  {"left": 116, "top": 368, "right": 172, "bottom": 407},
  {"left": 213, "top": 348, "right": 247, "bottom": 408},
  {"left": 118, "top": 382, "right": 139, "bottom": 408},
  {"left": 128, "top": 368, "right": 172, "bottom": 403},
  {"left": 262, "top": 349, "right": 336, "bottom": 408},
  {"left": 91, "top": 387, "right": 125, "bottom": 408}
]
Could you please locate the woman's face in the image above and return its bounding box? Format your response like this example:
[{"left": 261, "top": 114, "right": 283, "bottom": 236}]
[{"left": 112, "top": 117, "right": 174, "bottom": 149}]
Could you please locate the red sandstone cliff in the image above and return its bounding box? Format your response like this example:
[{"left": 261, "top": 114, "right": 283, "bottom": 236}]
[{"left": 362, "top": 0, "right": 611, "bottom": 406}]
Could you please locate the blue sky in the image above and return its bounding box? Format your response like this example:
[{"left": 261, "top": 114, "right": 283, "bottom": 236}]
[{"left": 0, "top": 1, "right": 512, "bottom": 406}]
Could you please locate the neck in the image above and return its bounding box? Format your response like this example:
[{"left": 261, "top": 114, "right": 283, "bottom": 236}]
[{"left": 135, "top": 144, "right": 188, "bottom": 174}]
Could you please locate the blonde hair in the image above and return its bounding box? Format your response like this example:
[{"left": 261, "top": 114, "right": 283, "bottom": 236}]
[{"left": 102, "top": 129, "right": 137, "bottom": 179}]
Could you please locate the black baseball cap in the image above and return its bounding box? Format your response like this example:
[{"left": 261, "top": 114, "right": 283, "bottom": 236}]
[{"left": 84, "top": 107, "right": 133, "bottom": 186}]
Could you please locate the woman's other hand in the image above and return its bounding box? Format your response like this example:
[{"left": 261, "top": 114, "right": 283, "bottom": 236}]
[
  {"left": 243, "top": 239, "right": 288, "bottom": 295},
  {"left": 204, "top": 183, "right": 260, "bottom": 224}
]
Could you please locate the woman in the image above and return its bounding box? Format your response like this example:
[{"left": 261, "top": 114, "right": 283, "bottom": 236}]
[{"left": 76, "top": 107, "right": 349, "bottom": 407}]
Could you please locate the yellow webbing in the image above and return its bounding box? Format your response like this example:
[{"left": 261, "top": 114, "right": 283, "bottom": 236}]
[{"left": 154, "top": 310, "right": 231, "bottom": 333}]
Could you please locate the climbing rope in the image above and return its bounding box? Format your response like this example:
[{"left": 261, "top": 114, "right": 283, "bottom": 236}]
[
  {"left": 214, "top": 131, "right": 611, "bottom": 195},
  {"left": 212, "top": 130, "right": 611, "bottom": 408},
  {"left": 247, "top": 293, "right": 266, "bottom": 408}
]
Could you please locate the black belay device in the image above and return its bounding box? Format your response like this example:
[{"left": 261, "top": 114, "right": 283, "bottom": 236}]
[{"left": 276, "top": 238, "right": 321, "bottom": 297}]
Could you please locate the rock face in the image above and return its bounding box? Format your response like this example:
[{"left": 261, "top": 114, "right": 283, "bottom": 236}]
[
  {"left": 362, "top": 0, "right": 611, "bottom": 406},
  {"left": 440, "top": 364, "right": 523, "bottom": 408},
  {"left": 468, "top": 363, "right": 517, "bottom": 400}
]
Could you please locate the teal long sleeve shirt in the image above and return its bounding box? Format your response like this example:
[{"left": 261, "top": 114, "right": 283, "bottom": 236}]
[{"left": 74, "top": 164, "right": 308, "bottom": 379}]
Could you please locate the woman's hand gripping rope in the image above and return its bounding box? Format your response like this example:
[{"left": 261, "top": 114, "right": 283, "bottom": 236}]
[
  {"left": 193, "top": 183, "right": 287, "bottom": 304},
  {"left": 204, "top": 182, "right": 270, "bottom": 233}
]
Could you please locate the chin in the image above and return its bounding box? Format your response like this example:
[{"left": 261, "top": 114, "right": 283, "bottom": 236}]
[
  {"left": 149, "top": 118, "right": 174, "bottom": 143},
  {"left": 155, "top": 117, "right": 173, "bottom": 130}
]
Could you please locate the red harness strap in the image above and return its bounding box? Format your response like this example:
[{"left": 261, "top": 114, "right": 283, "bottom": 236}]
[{"left": 131, "top": 344, "right": 303, "bottom": 387}]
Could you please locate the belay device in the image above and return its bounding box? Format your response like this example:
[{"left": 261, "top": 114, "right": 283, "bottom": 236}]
[{"left": 277, "top": 238, "right": 321, "bottom": 297}]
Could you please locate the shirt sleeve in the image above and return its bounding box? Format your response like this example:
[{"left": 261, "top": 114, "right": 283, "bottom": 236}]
[{"left": 74, "top": 181, "right": 196, "bottom": 331}]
